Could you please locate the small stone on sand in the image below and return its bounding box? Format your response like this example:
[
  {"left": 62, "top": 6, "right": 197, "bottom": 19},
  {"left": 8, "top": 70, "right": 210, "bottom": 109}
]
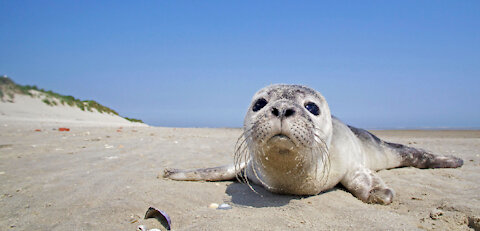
[{"left": 208, "top": 203, "right": 219, "bottom": 209}]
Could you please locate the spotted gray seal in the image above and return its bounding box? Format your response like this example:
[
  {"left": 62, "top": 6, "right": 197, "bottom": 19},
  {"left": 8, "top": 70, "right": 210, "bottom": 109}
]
[{"left": 163, "top": 84, "right": 463, "bottom": 204}]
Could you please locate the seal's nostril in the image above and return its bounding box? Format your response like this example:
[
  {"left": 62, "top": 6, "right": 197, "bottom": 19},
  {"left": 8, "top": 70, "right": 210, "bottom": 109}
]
[
  {"left": 272, "top": 108, "right": 279, "bottom": 117},
  {"left": 285, "top": 109, "right": 295, "bottom": 117}
]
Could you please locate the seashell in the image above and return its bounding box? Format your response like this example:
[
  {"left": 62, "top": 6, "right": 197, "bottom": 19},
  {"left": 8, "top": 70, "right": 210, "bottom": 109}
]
[
  {"left": 144, "top": 207, "right": 171, "bottom": 230},
  {"left": 218, "top": 203, "right": 232, "bottom": 210}
]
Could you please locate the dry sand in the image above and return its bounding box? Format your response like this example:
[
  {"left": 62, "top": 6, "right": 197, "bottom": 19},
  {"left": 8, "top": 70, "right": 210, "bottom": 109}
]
[
  {"left": 0, "top": 96, "right": 479, "bottom": 230},
  {"left": 0, "top": 124, "right": 479, "bottom": 230}
]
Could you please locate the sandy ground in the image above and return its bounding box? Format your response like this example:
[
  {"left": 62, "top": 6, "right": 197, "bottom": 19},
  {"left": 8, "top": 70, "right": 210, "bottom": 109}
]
[{"left": 0, "top": 120, "right": 479, "bottom": 230}]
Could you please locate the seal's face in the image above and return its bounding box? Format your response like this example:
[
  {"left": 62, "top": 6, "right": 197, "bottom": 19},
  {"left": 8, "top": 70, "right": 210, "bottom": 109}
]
[
  {"left": 238, "top": 84, "right": 333, "bottom": 193},
  {"left": 245, "top": 84, "right": 332, "bottom": 148}
]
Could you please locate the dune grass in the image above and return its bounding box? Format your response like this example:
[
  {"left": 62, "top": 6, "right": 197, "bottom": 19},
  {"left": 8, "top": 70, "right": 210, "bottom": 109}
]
[{"left": 1, "top": 76, "right": 144, "bottom": 123}]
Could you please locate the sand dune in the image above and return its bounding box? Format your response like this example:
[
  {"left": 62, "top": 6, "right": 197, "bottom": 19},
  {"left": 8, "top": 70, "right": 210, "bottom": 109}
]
[{"left": 0, "top": 91, "right": 146, "bottom": 127}]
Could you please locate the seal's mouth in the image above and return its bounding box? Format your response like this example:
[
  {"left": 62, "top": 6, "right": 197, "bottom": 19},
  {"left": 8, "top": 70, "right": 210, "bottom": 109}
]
[
  {"left": 270, "top": 134, "right": 290, "bottom": 140},
  {"left": 266, "top": 134, "right": 297, "bottom": 151}
]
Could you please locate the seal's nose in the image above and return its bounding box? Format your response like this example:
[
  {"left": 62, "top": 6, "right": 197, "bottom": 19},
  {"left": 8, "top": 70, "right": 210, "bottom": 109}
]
[{"left": 271, "top": 107, "right": 295, "bottom": 118}]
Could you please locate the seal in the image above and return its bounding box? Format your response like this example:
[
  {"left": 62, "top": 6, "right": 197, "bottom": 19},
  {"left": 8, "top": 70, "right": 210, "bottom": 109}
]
[{"left": 163, "top": 84, "right": 463, "bottom": 204}]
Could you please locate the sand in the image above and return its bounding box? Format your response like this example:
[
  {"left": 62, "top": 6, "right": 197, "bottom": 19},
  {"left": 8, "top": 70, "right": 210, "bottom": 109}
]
[
  {"left": 0, "top": 123, "right": 478, "bottom": 230},
  {"left": 0, "top": 96, "right": 479, "bottom": 230}
]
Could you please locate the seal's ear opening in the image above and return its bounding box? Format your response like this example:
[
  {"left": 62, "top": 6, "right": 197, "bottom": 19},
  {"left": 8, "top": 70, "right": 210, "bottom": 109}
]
[{"left": 252, "top": 98, "right": 268, "bottom": 112}]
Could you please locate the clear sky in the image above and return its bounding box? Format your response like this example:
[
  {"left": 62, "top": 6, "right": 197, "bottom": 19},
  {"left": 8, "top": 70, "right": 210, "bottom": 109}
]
[{"left": 1, "top": 1, "right": 479, "bottom": 128}]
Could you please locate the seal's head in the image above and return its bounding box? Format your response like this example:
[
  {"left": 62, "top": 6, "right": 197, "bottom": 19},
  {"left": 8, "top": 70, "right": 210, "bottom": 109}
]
[
  {"left": 236, "top": 84, "right": 332, "bottom": 194},
  {"left": 245, "top": 84, "right": 332, "bottom": 147}
]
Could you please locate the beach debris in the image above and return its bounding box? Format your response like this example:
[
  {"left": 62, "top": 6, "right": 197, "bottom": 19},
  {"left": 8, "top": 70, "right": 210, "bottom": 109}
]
[
  {"left": 208, "top": 202, "right": 232, "bottom": 210},
  {"left": 34, "top": 129, "right": 41, "bottom": 132},
  {"left": 218, "top": 203, "right": 232, "bottom": 210},
  {"left": 0, "top": 171, "right": 5, "bottom": 175},
  {"left": 117, "top": 129, "right": 122, "bottom": 132},
  {"left": 430, "top": 208, "right": 443, "bottom": 220},
  {"left": 1, "top": 193, "right": 13, "bottom": 198},
  {"left": 144, "top": 207, "right": 172, "bottom": 230},
  {"left": 58, "top": 127, "right": 70, "bottom": 132},
  {"left": 137, "top": 225, "right": 161, "bottom": 231},
  {"left": 104, "top": 144, "right": 114, "bottom": 149},
  {"left": 129, "top": 214, "right": 140, "bottom": 224},
  {"left": 130, "top": 218, "right": 138, "bottom": 224},
  {"left": 105, "top": 156, "right": 119, "bottom": 160},
  {"left": 208, "top": 203, "right": 219, "bottom": 209},
  {"left": 0, "top": 144, "right": 13, "bottom": 149}
]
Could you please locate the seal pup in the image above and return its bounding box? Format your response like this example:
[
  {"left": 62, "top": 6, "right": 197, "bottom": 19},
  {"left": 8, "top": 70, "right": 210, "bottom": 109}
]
[{"left": 163, "top": 84, "right": 463, "bottom": 204}]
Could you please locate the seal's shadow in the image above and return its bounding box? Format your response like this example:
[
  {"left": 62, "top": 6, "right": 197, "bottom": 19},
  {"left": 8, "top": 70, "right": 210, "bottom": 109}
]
[{"left": 226, "top": 182, "right": 308, "bottom": 208}]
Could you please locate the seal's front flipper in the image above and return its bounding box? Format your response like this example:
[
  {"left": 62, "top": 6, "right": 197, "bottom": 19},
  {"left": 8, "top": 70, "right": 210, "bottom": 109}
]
[
  {"left": 163, "top": 164, "right": 244, "bottom": 181},
  {"left": 341, "top": 167, "right": 395, "bottom": 205}
]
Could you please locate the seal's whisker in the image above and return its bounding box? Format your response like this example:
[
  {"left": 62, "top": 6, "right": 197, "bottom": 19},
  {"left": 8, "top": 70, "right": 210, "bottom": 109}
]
[
  {"left": 250, "top": 145, "right": 276, "bottom": 194},
  {"left": 311, "top": 129, "right": 331, "bottom": 187},
  {"left": 234, "top": 130, "right": 248, "bottom": 183},
  {"left": 234, "top": 125, "right": 258, "bottom": 187}
]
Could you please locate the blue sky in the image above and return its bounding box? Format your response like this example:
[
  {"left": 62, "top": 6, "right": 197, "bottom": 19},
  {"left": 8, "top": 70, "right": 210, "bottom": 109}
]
[{"left": 1, "top": 1, "right": 479, "bottom": 128}]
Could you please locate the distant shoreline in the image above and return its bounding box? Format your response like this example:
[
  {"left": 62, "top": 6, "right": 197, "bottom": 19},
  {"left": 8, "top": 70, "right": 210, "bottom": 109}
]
[{"left": 142, "top": 124, "right": 480, "bottom": 131}]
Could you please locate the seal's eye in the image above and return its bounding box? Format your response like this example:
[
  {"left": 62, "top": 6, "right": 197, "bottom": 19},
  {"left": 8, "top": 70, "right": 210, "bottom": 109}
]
[
  {"left": 305, "top": 102, "right": 320, "bottom": 116},
  {"left": 252, "top": 98, "right": 267, "bottom": 112}
]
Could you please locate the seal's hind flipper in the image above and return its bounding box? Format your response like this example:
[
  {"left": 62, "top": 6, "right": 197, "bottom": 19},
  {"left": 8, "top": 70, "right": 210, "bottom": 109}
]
[
  {"left": 347, "top": 125, "right": 463, "bottom": 169},
  {"left": 386, "top": 141, "right": 464, "bottom": 169},
  {"left": 163, "top": 164, "right": 243, "bottom": 181}
]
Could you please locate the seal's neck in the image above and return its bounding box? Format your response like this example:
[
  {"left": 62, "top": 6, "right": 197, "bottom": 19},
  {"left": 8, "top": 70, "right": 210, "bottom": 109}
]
[{"left": 251, "top": 143, "right": 320, "bottom": 194}]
